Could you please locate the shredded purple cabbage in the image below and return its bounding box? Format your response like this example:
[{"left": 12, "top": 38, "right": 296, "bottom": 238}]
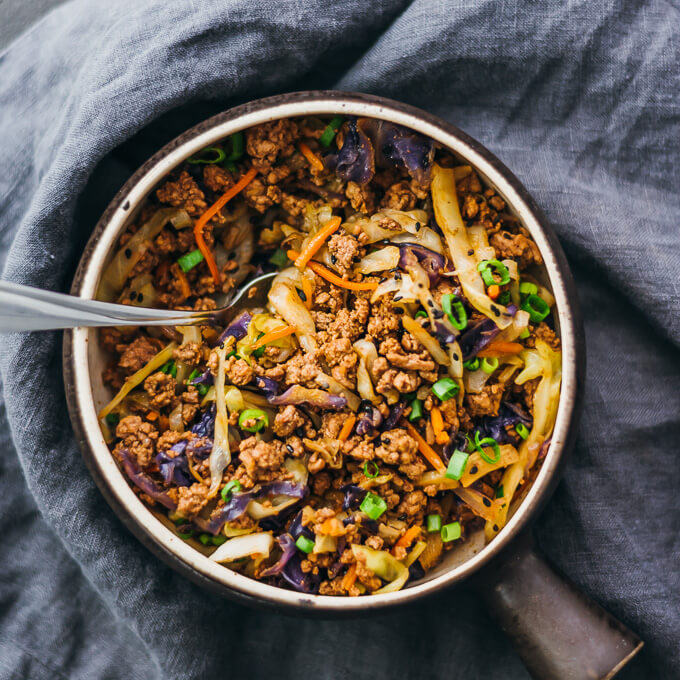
[
  {"left": 358, "top": 118, "right": 434, "bottom": 186},
  {"left": 155, "top": 441, "right": 192, "bottom": 487},
  {"left": 118, "top": 449, "right": 177, "bottom": 511},
  {"left": 201, "top": 481, "right": 308, "bottom": 535},
  {"left": 434, "top": 320, "right": 458, "bottom": 346},
  {"left": 288, "top": 509, "right": 314, "bottom": 541},
  {"left": 186, "top": 437, "right": 213, "bottom": 460},
  {"left": 217, "top": 311, "right": 252, "bottom": 344},
  {"left": 408, "top": 560, "right": 425, "bottom": 581},
  {"left": 268, "top": 385, "right": 347, "bottom": 410},
  {"left": 458, "top": 317, "right": 501, "bottom": 360},
  {"left": 281, "top": 554, "right": 320, "bottom": 594},
  {"left": 341, "top": 484, "right": 367, "bottom": 511},
  {"left": 253, "top": 375, "right": 279, "bottom": 399},
  {"left": 355, "top": 402, "right": 383, "bottom": 436},
  {"left": 383, "top": 402, "right": 406, "bottom": 430},
  {"left": 539, "top": 436, "right": 552, "bottom": 460},
  {"left": 323, "top": 119, "right": 375, "bottom": 184},
  {"left": 191, "top": 404, "right": 215, "bottom": 438},
  {"left": 477, "top": 402, "right": 533, "bottom": 445},
  {"left": 259, "top": 534, "right": 297, "bottom": 577},
  {"left": 398, "top": 244, "right": 445, "bottom": 286},
  {"left": 190, "top": 368, "right": 214, "bottom": 386}
]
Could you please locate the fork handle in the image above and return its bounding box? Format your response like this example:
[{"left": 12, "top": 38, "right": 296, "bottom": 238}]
[{"left": 0, "top": 280, "right": 206, "bottom": 331}]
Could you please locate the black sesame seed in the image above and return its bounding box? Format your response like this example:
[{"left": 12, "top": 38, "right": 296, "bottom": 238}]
[
  {"left": 503, "top": 232, "right": 512, "bottom": 240},
  {"left": 129, "top": 291, "right": 136, "bottom": 300},
  {"left": 493, "top": 524, "right": 499, "bottom": 532},
  {"left": 433, "top": 309, "right": 444, "bottom": 319},
  {"left": 298, "top": 289, "right": 307, "bottom": 302},
  {"left": 382, "top": 438, "right": 391, "bottom": 445},
  {"left": 482, "top": 497, "right": 491, "bottom": 507},
  {"left": 137, "top": 293, "right": 144, "bottom": 302},
  {"left": 469, "top": 466, "right": 478, "bottom": 474},
  {"left": 415, "top": 222, "right": 421, "bottom": 231},
  {"left": 394, "top": 307, "right": 404, "bottom": 314},
  {"left": 490, "top": 305, "right": 500, "bottom": 317},
  {"left": 453, "top": 353, "right": 459, "bottom": 361},
  {"left": 124, "top": 248, "right": 132, "bottom": 258},
  {"left": 353, "top": 256, "right": 361, "bottom": 263},
  {"left": 330, "top": 255, "right": 337, "bottom": 264},
  {"left": 228, "top": 251, "right": 236, "bottom": 260},
  {"left": 467, "top": 249, "right": 474, "bottom": 256},
  {"left": 418, "top": 283, "right": 424, "bottom": 288},
  {"left": 427, "top": 299, "right": 434, "bottom": 307},
  {"left": 393, "top": 295, "right": 402, "bottom": 302},
  {"left": 379, "top": 277, "right": 387, "bottom": 283},
  {"left": 286, "top": 444, "right": 294, "bottom": 454}
]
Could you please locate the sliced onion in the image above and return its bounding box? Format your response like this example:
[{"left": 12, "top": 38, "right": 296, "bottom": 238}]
[
  {"left": 210, "top": 532, "right": 274, "bottom": 563},
  {"left": 355, "top": 246, "right": 400, "bottom": 274},
  {"left": 464, "top": 367, "right": 494, "bottom": 394},
  {"left": 268, "top": 276, "right": 317, "bottom": 353},
  {"left": 168, "top": 403, "right": 184, "bottom": 432},
  {"left": 351, "top": 544, "right": 409, "bottom": 594},
  {"left": 247, "top": 495, "right": 301, "bottom": 520}
]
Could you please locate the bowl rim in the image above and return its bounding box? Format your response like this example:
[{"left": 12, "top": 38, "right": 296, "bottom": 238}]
[{"left": 63, "top": 90, "right": 584, "bottom": 613}]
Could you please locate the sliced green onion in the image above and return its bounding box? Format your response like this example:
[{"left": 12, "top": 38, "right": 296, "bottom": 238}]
[
  {"left": 498, "top": 290, "right": 511, "bottom": 305},
  {"left": 426, "top": 514, "right": 442, "bottom": 532},
  {"left": 519, "top": 328, "right": 531, "bottom": 339},
  {"left": 160, "top": 360, "right": 177, "bottom": 377},
  {"left": 221, "top": 480, "right": 242, "bottom": 503},
  {"left": 519, "top": 281, "right": 538, "bottom": 296},
  {"left": 360, "top": 492, "right": 387, "bottom": 520},
  {"left": 408, "top": 398, "right": 424, "bottom": 421},
  {"left": 238, "top": 408, "right": 269, "bottom": 433},
  {"left": 296, "top": 535, "right": 315, "bottom": 554},
  {"left": 252, "top": 332, "right": 266, "bottom": 358},
  {"left": 516, "top": 423, "right": 529, "bottom": 440},
  {"left": 415, "top": 310, "right": 428, "bottom": 319},
  {"left": 197, "top": 384, "right": 209, "bottom": 397},
  {"left": 226, "top": 132, "right": 244, "bottom": 161},
  {"left": 173, "top": 517, "right": 188, "bottom": 525},
  {"left": 441, "top": 521, "right": 461, "bottom": 542},
  {"left": 199, "top": 533, "right": 212, "bottom": 545},
  {"left": 269, "top": 248, "right": 289, "bottom": 268},
  {"left": 177, "top": 248, "right": 204, "bottom": 272},
  {"left": 521, "top": 294, "right": 550, "bottom": 323},
  {"left": 480, "top": 357, "right": 499, "bottom": 374},
  {"left": 495, "top": 485, "right": 505, "bottom": 499},
  {"left": 177, "top": 530, "right": 194, "bottom": 539},
  {"left": 463, "top": 358, "right": 480, "bottom": 371},
  {"left": 363, "top": 461, "right": 379, "bottom": 479},
  {"left": 319, "top": 115, "right": 344, "bottom": 147},
  {"left": 445, "top": 449, "right": 469, "bottom": 480},
  {"left": 477, "top": 259, "right": 511, "bottom": 287},
  {"left": 432, "top": 377, "right": 460, "bottom": 401},
  {"left": 225, "top": 160, "right": 237, "bottom": 172},
  {"left": 212, "top": 535, "right": 227, "bottom": 546},
  {"left": 441, "top": 293, "right": 468, "bottom": 330},
  {"left": 105, "top": 413, "right": 119, "bottom": 427},
  {"left": 474, "top": 431, "right": 501, "bottom": 464},
  {"left": 187, "top": 146, "right": 226, "bottom": 165},
  {"left": 187, "top": 368, "right": 201, "bottom": 383}
]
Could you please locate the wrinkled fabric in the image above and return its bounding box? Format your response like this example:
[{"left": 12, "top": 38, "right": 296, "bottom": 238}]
[{"left": 0, "top": 1, "right": 678, "bottom": 678}]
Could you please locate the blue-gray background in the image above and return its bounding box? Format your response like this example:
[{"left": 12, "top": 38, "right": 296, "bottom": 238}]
[{"left": 0, "top": 1, "right": 678, "bottom": 679}]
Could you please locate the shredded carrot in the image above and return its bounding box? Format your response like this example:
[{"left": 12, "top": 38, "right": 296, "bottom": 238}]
[
  {"left": 301, "top": 276, "right": 313, "bottom": 310},
  {"left": 319, "top": 518, "right": 346, "bottom": 537},
  {"left": 287, "top": 249, "right": 378, "bottom": 291},
  {"left": 294, "top": 216, "right": 342, "bottom": 269},
  {"left": 298, "top": 142, "right": 325, "bottom": 172},
  {"left": 252, "top": 325, "right": 296, "bottom": 350},
  {"left": 430, "top": 406, "right": 449, "bottom": 445},
  {"left": 391, "top": 525, "right": 422, "bottom": 556},
  {"left": 477, "top": 341, "right": 524, "bottom": 357},
  {"left": 487, "top": 284, "right": 500, "bottom": 300},
  {"left": 172, "top": 263, "right": 191, "bottom": 300},
  {"left": 145, "top": 410, "right": 159, "bottom": 422},
  {"left": 342, "top": 563, "right": 358, "bottom": 591},
  {"left": 194, "top": 166, "right": 258, "bottom": 284},
  {"left": 403, "top": 420, "right": 447, "bottom": 473},
  {"left": 338, "top": 414, "right": 357, "bottom": 442},
  {"left": 158, "top": 414, "right": 169, "bottom": 432}
]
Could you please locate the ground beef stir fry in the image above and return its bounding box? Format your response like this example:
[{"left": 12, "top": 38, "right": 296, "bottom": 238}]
[{"left": 97, "top": 115, "right": 562, "bottom": 596}]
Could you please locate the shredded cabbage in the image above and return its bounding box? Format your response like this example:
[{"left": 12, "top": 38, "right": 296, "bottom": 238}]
[
  {"left": 208, "top": 341, "right": 234, "bottom": 498},
  {"left": 431, "top": 164, "right": 513, "bottom": 329},
  {"left": 459, "top": 444, "right": 519, "bottom": 487},
  {"left": 210, "top": 532, "right": 273, "bottom": 563},
  {"left": 351, "top": 544, "right": 410, "bottom": 594},
  {"left": 268, "top": 271, "right": 317, "bottom": 353},
  {"left": 355, "top": 246, "right": 400, "bottom": 274}
]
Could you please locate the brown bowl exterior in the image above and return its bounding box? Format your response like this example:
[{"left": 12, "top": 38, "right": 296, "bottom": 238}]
[{"left": 63, "top": 91, "right": 585, "bottom": 615}]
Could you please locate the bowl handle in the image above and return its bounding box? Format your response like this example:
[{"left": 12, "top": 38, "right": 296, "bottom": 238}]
[{"left": 475, "top": 532, "right": 643, "bottom": 680}]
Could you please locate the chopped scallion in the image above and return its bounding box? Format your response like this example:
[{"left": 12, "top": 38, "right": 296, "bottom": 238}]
[
  {"left": 519, "top": 328, "right": 530, "bottom": 339},
  {"left": 269, "top": 248, "right": 289, "bottom": 268},
  {"left": 359, "top": 492, "right": 387, "bottom": 520},
  {"left": 426, "top": 514, "right": 442, "bottom": 532},
  {"left": 441, "top": 521, "right": 461, "bottom": 542},
  {"left": 177, "top": 248, "right": 204, "bottom": 272},
  {"left": 474, "top": 430, "right": 501, "bottom": 464},
  {"left": 516, "top": 423, "right": 529, "bottom": 440},
  {"left": 415, "top": 310, "right": 428, "bottom": 319},
  {"left": 319, "top": 115, "right": 344, "bottom": 147},
  {"left": 441, "top": 293, "right": 468, "bottom": 330},
  {"left": 296, "top": 535, "right": 315, "bottom": 554},
  {"left": 445, "top": 449, "right": 469, "bottom": 480},
  {"left": 519, "top": 281, "right": 538, "bottom": 296},
  {"left": 160, "top": 360, "right": 177, "bottom": 377},
  {"left": 363, "top": 461, "right": 379, "bottom": 479},
  {"left": 187, "top": 146, "right": 226, "bottom": 165},
  {"left": 226, "top": 132, "right": 244, "bottom": 161},
  {"left": 199, "top": 533, "right": 212, "bottom": 545},
  {"left": 432, "top": 377, "right": 460, "bottom": 401},
  {"left": 463, "top": 358, "right": 480, "bottom": 371},
  {"left": 221, "top": 480, "right": 242, "bottom": 503},
  {"left": 105, "top": 413, "right": 119, "bottom": 427},
  {"left": 521, "top": 294, "right": 550, "bottom": 323},
  {"left": 495, "top": 485, "right": 505, "bottom": 499},
  {"left": 211, "top": 535, "right": 227, "bottom": 546},
  {"left": 238, "top": 408, "right": 269, "bottom": 433},
  {"left": 477, "top": 259, "right": 511, "bottom": 287},
  {"left": 480, "top": 357, "right": 499, "bottom": 374},
  {"left": 408, "top": 398, "right": 424, "bottom": 421}
]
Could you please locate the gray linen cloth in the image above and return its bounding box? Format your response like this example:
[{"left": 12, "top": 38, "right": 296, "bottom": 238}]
[{"left": 0, "top": 1, "right": 678, "bottom": 678}]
